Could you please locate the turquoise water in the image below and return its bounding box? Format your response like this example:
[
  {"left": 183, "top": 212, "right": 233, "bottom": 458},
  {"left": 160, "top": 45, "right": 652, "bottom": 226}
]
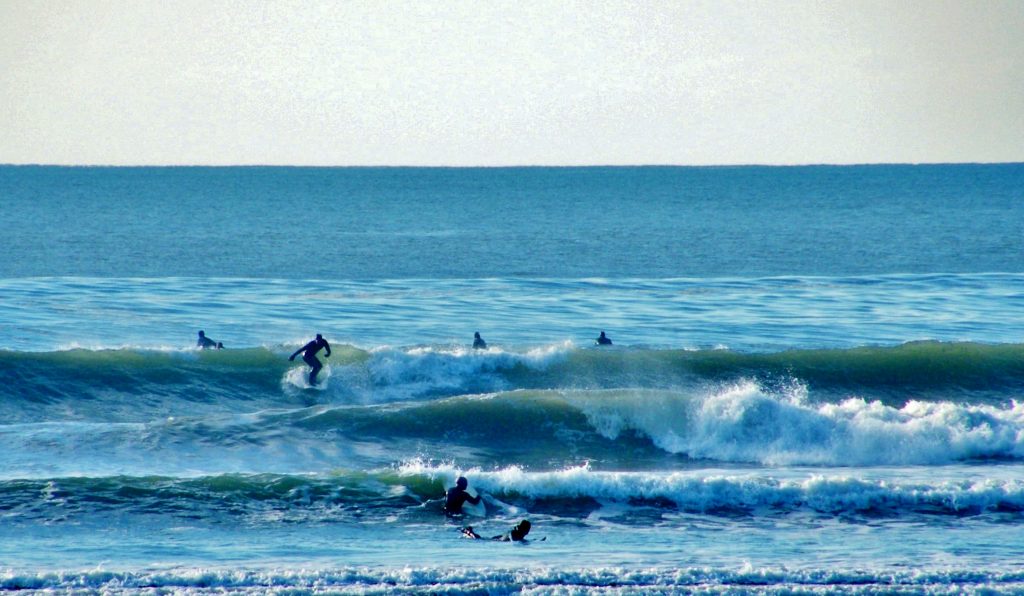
[{"left": 1, "top": 165, "right": 1023, "bottom": 593}]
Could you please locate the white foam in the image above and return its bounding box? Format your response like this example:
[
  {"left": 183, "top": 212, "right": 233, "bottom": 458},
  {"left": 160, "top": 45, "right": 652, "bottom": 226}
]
[
  {"left": 283, "top": 364, "right": 332, "bottom": 390},
  {"left": 6, "top": 565, "right": 1023, "bottom": 593},
  {"left": 568, "top": 382, "right": 1024, "bottom": 466},
  {"left": 396, "top": 461, "right": 1024, "bottom": 514},
  {"left": 339, "top": 342, "right": 574, "bottom": 402}
]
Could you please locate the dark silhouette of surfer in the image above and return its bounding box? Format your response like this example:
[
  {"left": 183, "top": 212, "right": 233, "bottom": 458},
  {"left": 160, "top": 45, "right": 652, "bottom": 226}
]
[
  {"left": 444, "top": 476, "right": 482, "bottom": 516},
  {"left": 289, "top": 334, "right": 331, "bottom": 385},
  {"left": 473, "top": 332, "right": 487, "bottom": 350},
  {"left": 596, "top": 331, "right": 612, "bottom": 345},
  {"left": 197, "top": 330, "right": 222, "bottom": 350},
  {"left": 461, "top": 520, "right": 532, "bottom": 541}
]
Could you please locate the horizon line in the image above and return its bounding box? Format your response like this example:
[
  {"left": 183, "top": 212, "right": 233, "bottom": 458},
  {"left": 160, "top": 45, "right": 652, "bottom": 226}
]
[{"left": 2, "top": 160, "right": 1023, "bottom": 169}]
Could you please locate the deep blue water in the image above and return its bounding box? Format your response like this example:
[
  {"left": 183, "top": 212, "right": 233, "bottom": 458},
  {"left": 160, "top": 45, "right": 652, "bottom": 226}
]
[
  {"left": 1, "top": 164, "right": 1023, "bottom": 594},
  {"left": 2, "top": 164, "right": 1022, "bottom": 278}
]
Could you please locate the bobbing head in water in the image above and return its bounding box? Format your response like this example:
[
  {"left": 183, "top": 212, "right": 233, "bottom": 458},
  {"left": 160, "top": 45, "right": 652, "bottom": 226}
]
[{"left": 509, "top": 520, "right": 531, "bottom": 541}]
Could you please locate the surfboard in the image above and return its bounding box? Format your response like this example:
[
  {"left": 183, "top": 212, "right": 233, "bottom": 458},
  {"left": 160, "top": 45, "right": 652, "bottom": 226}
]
[
  {"left": 285, "top": 364, "right": 331, "bottom": 389},
  {"left": 462, "top": 493, "right": 486, "bottom": 517}
]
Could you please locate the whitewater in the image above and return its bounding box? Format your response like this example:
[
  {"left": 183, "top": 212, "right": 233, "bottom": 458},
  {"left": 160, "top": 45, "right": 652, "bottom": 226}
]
[{"left": 2, "top": 164, "right": 1023, "bottom": 593}]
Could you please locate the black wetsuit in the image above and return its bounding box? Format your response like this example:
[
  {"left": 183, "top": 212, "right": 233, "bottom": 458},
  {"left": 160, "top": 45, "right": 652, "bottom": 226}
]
[
  {"left": 290, "top": 337, "right": 331, "bottom": 384},
  {"left": 461, "top": 521, "right": 531, "bottom": 541},
  {"left": 444, "top": 486, "right": 481, "bottom": 516}
]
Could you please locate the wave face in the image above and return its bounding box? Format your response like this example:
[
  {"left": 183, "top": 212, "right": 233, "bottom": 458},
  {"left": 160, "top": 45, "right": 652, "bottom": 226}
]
[
  {"left": 2, "top": 342, "right": 1024, "bottom": 477},
  {"left": 3, "top": 465, "right": 1022, "bottom": 525},
  {"left": 5, "top": 340, "right": 1024, "bottom": 409}
]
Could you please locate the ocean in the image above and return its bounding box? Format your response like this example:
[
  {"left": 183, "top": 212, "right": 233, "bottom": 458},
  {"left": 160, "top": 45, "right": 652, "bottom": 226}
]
[{"left": 1, "top": 164, "right": 1023, "bottom": 594}]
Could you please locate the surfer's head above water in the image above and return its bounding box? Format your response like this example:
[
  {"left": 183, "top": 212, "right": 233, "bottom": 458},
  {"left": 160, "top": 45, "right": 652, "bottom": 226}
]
[
  {"left": 510, "top": 520, "right": 531, "bottom": 541},
  {"left": 289, "top": 334, "right": 332, "bottom": 385},
  {"left": 444, "top": 476, "right": 481, "bottom": 516}
]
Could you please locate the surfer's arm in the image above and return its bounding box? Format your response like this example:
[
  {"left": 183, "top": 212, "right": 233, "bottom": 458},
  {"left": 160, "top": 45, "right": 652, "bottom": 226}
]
[
  {"left": 288, "top": 345, "right": 305, "bottom": 360},
  {"left": 466, "top": 492, "right": 481, "bottom": 505},
  {"left": 324, "top": 340, "right": 331, "bottom": 358}
]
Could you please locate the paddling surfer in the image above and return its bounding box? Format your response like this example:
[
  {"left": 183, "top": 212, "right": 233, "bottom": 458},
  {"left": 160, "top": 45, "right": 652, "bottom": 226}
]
[
  {"left": 461, "top": 520, "right": 532, "bottom": 542},
  {"left": 197, "top": 330, "right": 222, "bottom": 350}
]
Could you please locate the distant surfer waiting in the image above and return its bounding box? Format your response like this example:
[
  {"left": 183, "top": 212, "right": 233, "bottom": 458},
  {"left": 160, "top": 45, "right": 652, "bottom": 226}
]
[
  {"left": 596, "top": 331, "right": 612, "bottom": 345},
  {"left": 444, "top": 476, "right": 483, "bottom": 516},
  {"left": 289, "top": 333, "right": 331, "bottom": 385},
  {"left": 197, "top": 330, "right": 222, "bottom": 350},
  {"left": 472, "top": 332, "right": 487, "bottom": 350}
]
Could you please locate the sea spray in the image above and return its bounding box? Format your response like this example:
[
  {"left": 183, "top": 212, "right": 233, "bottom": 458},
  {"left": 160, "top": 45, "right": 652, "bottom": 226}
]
[
  {"left": 394, "top": 461, "right": 1024, "bottom": 515},
  {"left": 566, "top": 383, "right": 1024, "bottom": 465}
]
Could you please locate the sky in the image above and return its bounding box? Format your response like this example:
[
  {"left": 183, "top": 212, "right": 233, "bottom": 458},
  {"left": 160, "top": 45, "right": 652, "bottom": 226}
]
[{"left": 1, "top": 1, "right": 1022, "bottom": 166}]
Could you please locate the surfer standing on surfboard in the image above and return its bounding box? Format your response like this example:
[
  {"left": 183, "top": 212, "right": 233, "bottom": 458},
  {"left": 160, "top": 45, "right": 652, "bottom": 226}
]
[{"left": 289, "top": 333, "right": 331, "bottom": 385}]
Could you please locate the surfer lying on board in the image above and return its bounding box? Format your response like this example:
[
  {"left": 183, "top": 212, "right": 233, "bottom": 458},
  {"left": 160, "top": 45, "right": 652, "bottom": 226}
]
[
  {"left": 444, "top": 476, "right": 482, "bottom": 516},
  {"left": 289, "top": 334, "right": 331, "bottom": 385},
  {"left": 461, "top": 520, "right": 532, "bottom": 542}
]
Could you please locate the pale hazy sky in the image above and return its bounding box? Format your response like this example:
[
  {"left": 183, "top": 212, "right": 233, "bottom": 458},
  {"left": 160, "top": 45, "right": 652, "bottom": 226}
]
[{"left": 1, "top": 1, "right": 1021, "bottom": 166}]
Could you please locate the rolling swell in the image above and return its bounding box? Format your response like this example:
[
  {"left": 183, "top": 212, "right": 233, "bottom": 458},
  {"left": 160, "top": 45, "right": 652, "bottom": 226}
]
[
  {"left": 0, "top": 346, "right": 370, "bottom": 421},
  {"left": 304, "top": 387, "right": 1024, "bottom": 466},
  {"left": 8, "top": 386, "right": 1018, "bottom": 476},
  {"left": 531, "top": 341, "right": 1024, "bottom": 400},
  {"left": 307, "top": 383, "right": 1017, "bottom": 467},
  {"left": 3, "top": 341, "right": 1023, "bottom": 412},
  {"left": 346, "top": 341, "right": 1024, "bottom": 402},
  {"left": 3, "top": 342, "right": 1024, "bottom": 470},
  {"left": 3, "top": 466, "right": 1023, "bottom": 525}
]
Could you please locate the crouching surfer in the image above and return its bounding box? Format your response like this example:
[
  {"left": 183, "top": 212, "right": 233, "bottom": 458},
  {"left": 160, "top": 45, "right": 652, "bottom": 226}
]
[
  {"left": 289, "top": 333, "right": 331, "bottom": 385},
  {"left": 461, "top": 520, "right": 533, "bottom": 542}
]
